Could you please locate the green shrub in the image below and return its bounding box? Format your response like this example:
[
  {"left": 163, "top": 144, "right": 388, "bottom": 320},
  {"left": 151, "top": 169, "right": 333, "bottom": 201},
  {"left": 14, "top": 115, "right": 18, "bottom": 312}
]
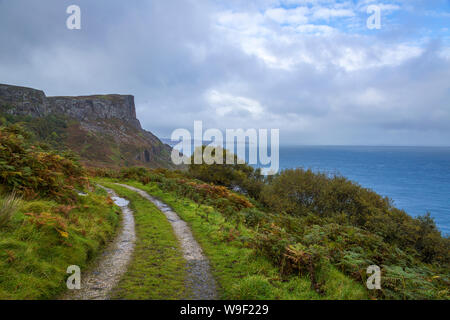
[
  {"left": 240, "top": 208, "right": 267, "bottom": 228},
  {"left": 0, "top": 109, "right": 68, "bottom": 149},
  {"left": 260, "top": 168, "right": 450, "bottom": 266},
  {"left": 188, "top": 146, "right": 265, "bottom": 199}
]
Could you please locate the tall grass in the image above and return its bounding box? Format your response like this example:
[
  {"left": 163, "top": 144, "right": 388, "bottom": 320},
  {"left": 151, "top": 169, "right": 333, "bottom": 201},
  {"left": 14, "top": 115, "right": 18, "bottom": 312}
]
[{"left": 0, "top": 192, "right": 21, "bottom": 227}]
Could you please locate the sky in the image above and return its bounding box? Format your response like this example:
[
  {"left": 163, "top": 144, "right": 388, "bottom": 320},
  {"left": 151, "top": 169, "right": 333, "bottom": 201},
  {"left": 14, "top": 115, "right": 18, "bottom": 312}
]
[{"left": 0, "top": 0, "right": 449, "bottom": 146}]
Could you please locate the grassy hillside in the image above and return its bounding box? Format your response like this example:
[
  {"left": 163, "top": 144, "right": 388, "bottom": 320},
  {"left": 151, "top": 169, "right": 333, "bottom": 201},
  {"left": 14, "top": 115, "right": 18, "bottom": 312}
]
[
  {"left": 94, "top": 165, "right": 449, "bottom": 300},
  {"left": 0, "top": 124, "right": 120, "bottom": 299},
  {"left": 0, "top": 105, "right": 175, "bottom": 170},
  {"left": 0, "top": 120, "right": 448, "bottom": 300}
]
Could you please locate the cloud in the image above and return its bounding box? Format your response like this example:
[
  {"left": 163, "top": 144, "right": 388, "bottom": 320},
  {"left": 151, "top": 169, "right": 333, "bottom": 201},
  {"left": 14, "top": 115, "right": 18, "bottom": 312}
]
[
  {"left": 312, "top": 8, "right": 355, "bottom": 20},
  {"left": 205, "top": 90, "right": 265, "bottom": 117},
  {"left": 0, "top": 0, "right": 449, "bottom": 146},
  {"left": 265, "top": 7, "right": 309, "bottom": 24}
]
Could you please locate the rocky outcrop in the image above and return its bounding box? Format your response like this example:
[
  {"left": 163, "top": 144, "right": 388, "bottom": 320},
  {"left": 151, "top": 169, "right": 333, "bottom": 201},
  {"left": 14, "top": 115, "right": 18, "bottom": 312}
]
[
  {"left": 0, "top": 83, "right": 176, "bottom": 169},
  {"left": 0, "top": 84, "right": 141, "bottom": 129},
  {"left": 47, "top": 95, "right": 142, "bottom": 130},
  {"left": 0, "top": 84, "right": 47, "bottom": 117}
]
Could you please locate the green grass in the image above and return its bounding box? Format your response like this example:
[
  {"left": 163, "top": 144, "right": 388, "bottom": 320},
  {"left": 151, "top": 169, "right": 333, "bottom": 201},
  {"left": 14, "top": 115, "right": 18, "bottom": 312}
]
[
  {"left": 0, "top": 192, "right": 22, "bottom": 227},
  {"left": 0, "top": 188, "right": 120, "bottom": 299},
  {"left": 100, "top": 182, "right": 188, "bottom": 299},
  {"left": 113, "top": 180, "right": 367, "bottom": 300}
]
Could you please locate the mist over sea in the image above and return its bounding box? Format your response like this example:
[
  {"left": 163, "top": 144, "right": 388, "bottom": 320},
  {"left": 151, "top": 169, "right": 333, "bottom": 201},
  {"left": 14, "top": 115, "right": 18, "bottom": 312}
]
[{"left": 276, "top": 146, "right": 450, "bottom": 235}]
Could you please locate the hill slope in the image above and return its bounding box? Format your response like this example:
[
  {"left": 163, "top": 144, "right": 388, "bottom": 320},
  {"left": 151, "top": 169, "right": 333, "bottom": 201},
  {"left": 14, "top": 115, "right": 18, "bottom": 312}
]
[{"left": 0, "top": 83, "right": 175, "bottom": 169}]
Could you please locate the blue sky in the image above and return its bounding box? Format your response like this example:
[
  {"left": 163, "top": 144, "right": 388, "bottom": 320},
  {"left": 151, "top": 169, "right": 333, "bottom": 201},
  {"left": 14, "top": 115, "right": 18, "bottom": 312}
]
[{"left": 0, "top": 0, "right": 449, "bottom": 146}]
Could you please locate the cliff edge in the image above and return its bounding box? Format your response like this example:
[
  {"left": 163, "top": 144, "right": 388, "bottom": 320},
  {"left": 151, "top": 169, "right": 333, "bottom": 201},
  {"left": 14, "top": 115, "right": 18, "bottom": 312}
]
[{"left": 0, "top": 83, "right": 175, "bottom": 169}]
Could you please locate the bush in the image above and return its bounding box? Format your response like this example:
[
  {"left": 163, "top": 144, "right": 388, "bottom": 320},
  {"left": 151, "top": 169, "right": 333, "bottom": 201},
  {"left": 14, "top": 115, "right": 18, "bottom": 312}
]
[
  {"left": 188, "top": 146, "right": 265, "bottom": 199},
  {"left": 0, "top": 109, "right": 69, "bottom": 149},
  {"left": 240, "top": 208, "right": 267, "bottom": 228},
  {"left": 260, "top": 168, "right": 450, "bottom": 266},
  {"left": 0, "top": 124, "right": 87, "bottom": 202}
]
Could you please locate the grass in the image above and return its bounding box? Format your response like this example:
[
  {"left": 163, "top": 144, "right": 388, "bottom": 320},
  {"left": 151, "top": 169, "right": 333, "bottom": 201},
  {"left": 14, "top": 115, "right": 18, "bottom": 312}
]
[
  {"left": 112, "top": 180, "right": 367, "bottom": 300},
  {"left": 0, "top": 187, "right": 120, "bottom": 299},
  {"left": 0, "top": 192, "right": 22, "bottom": 227},
  {"left": 100, "top": 182, "right": 188, "bottom": 299}
]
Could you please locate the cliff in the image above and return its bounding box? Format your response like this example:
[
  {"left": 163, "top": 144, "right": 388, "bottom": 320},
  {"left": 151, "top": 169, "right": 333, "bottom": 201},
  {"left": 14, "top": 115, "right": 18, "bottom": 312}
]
[
  {"left": 0, "top": 84, "right": 141, "bottom": 128},
  {"left": 0, "top": 83, "right": 175, "bottom": 169}
]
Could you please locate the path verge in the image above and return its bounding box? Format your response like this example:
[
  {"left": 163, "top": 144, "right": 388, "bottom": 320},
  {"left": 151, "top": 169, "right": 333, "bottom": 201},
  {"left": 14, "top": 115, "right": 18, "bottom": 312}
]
[{"left": 61, "top": 185, "right": 135, "bottom": 300}]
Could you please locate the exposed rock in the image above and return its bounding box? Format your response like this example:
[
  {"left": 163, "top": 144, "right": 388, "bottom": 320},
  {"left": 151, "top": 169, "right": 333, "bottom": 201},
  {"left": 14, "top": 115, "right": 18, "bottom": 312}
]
[
  {"left": 47, "top": 95, "right": 142, "bottom": 130},
  {"left": 0, "top": 83, "right": 177, "bottom": 169},
  {"left": 0, "top": 84, "right": 141, "bottom": 129},
  {"left": 0, "top": 84, "right": 47, "bottom": 117}
]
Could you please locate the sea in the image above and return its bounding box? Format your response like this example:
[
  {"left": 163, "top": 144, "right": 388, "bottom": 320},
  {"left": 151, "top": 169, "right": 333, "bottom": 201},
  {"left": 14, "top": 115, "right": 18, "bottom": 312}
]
[{"left": 277, "top": 146, "right": 450, "bottom": 235}]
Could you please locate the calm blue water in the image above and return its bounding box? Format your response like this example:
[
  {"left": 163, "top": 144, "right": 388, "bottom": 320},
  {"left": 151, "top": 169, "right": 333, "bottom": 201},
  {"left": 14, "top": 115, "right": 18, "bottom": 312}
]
[{"left": 277, "top": 146, "right": 450, "bottom": 235}]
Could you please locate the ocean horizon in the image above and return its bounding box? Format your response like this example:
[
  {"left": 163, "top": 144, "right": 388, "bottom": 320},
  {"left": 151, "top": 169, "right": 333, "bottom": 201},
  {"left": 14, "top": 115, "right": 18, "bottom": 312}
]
[{"left": 275, "top": 145, "right": 450, "bottom": 235}]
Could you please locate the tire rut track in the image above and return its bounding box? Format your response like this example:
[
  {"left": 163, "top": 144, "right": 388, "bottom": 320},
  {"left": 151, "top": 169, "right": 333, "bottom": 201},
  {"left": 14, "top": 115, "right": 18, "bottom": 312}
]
[
  {"left": 60, "top": 185, "right": 136, "bottom": 300},
  {"left": 115, "top": 183, "right": 218, "bottom": 300}
]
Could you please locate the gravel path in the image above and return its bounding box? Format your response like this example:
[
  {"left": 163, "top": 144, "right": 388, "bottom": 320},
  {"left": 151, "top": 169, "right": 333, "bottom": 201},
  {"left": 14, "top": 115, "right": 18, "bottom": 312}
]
[
  {"left": 60, "top": 185, "right": 136, "bottom": 300},
  {"left": 115, "top": 183, "right": 218, "bottom": 300}
]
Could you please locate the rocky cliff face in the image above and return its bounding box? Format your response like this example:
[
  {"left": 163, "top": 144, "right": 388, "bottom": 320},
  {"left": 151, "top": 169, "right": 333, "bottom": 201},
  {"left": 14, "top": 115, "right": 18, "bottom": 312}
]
[
  {"left": 47, "top": 95, "right": 142, "bottom": 130},
  {"left": 0, "top": 84, "right": 141, "bottom": 129},
  {"left": 0, "top": 84, "right": 47, "bottom": 117},
  {"left": 0, "top": 83, "right": 175, "bottom": 169}
]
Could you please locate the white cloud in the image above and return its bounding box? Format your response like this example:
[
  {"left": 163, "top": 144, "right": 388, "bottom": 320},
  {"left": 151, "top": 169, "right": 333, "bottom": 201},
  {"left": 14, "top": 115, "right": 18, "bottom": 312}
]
[
  {"left": 354, "top": 88, "right": 387, "bottom": 108},
  {"left": 265, "top": 7, "right": 309, "bottom": 25},
  {"left": 335, "top": 43, "right": 423, "bottom": 72},
  {"left": 295, "top": 24, "right": 335, "bottom": 35},
  {"left": 440, "top": 47, "right": 450, "bottom": 60},
  {"left": 215, "top": 6, "right": 423, "bottom": 72},
  {"left": 356, "top": 1, "right": 401, "bottom": 12},
  {"left": 205, "top": 90, "right": 265, "bottom": 118},
  {"left": 312, "top": 8, "right": 355, "bottom": 20}
]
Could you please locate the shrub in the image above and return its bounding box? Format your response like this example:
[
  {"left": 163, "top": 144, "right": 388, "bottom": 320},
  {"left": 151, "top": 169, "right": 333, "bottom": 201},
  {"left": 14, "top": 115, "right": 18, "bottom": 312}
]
[
  {"left": 253, "top": 218, "right": 449, "bottom": 299},
  {"left": 260, "top": 168, "right": 450, "bottom": 266},
  {"left": 0, "top": 109, "right": 69, "bottom": 149},
  {"left": 188, "top": 146, "right": 265, "bottom": 199},
  {"left": 0, "top": 124, "right": 87, "bottom": 202},
  {"left": 240, "top": 208, "right": 267, "bottom": 228}
]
